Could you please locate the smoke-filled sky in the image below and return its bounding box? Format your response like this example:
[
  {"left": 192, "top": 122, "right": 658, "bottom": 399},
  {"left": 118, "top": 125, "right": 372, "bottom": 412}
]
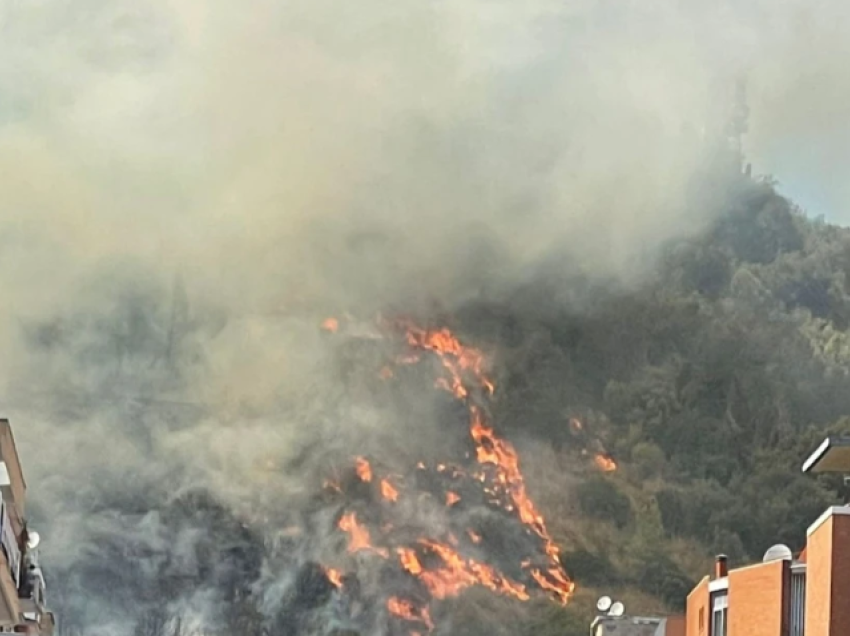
[{"left": 1, "top": 0, "right": 849, "bottom": 633}]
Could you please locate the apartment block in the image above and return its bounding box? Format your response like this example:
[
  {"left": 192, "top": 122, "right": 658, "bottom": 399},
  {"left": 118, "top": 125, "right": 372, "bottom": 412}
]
[
  {"left": 684, "top": 435, "right": 850, "bottom": 636},
  {"left": 0, "top": 419, "right": 53, "bottom": 635}
]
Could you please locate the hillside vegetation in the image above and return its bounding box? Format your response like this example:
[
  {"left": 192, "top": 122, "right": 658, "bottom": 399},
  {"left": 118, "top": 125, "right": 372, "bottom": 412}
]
[
  {"left": 450, "top": 173, "right": 850, "bottom": 634},
  {"left": 33, "top": 161, "right": 850, "bottom": 636}
]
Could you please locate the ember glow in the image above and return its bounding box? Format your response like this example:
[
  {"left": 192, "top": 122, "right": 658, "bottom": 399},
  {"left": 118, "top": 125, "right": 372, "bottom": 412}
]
[{"left": 317, "top": 318, "right": 575, "bottom": 633}]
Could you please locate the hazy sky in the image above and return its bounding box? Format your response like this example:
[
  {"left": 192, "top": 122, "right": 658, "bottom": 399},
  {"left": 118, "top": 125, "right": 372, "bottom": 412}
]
[{"left": 741, "top": 0, "right": 850, "bottom": 223}]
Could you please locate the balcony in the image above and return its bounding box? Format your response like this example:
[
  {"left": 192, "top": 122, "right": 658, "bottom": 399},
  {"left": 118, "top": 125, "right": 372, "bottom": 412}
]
[
  {"left": 0, "top": 421, "right": 26, "bottom": 524},
  {"left": 17, "top": 560, "right": 49, "bottom": 635}
]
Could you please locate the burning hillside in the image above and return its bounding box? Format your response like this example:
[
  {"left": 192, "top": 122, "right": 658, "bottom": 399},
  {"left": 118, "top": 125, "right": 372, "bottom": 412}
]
[{"left": 300, "top": 317, "right": 576, "bottom": 634}]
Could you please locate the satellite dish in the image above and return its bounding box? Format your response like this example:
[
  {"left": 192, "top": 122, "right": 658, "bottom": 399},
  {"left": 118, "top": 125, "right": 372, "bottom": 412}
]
[
  {"left": 609, "top": 602, "right": 625, "bottom": 617},
  {"left": 596, "top": 596, "right": 612, "bottom": 612},
  {"left": 26, "top": 531, "right": 40, "bottom": 551},
  {"left": 763, "top": 544, "right": 793, "bottom": 563}
]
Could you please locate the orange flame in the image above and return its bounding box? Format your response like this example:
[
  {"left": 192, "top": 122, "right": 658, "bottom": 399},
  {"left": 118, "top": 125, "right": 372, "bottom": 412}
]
[
  {"left": 355, "top": 457, "right": 373, "bottom": 482},
  {"left": 415, "top": 540, "right": 530, "bottom": 601},
  {"left": 381, "top": 478, "right": 399, "bottom": 502},
  {"left": 397, "top": 547, "right": 423, "bottom": 575},
  {"left": 404, "top": 326, "right": 495, "bottom": 397},
  {"left": 324, "top": 566, "right": 344, "bottom": 588},
  {"left": 401, "top": 323, "right": 574, "bottom": 605},
  {"left": 321, "top": 317, "right": 339, "bottom": 333},
  {"left": 321, "top": 319, "right": 575, "bottom": 630},
  {"left": 398, "top": 543, "right": 528, "bottom": 601},
  {"left": 387, "top": 597, "right": 434, "bottom": 631},
  {"left": 594, "top": 454, "right": 617, "bottom": 472},
  {"left": 338, "top": 512, "right": 389, "bottom": 558}
]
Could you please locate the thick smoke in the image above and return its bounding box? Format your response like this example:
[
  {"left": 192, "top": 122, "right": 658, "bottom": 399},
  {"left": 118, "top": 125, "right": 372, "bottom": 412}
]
[{"left": 0, "top": 0, "right": 847, "bottom": 634}]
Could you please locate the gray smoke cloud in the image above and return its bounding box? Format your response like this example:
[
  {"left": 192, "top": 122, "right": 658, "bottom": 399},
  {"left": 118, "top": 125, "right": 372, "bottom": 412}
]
[{"left": 0, "top": 0, "right": 847, "bottom": 634}]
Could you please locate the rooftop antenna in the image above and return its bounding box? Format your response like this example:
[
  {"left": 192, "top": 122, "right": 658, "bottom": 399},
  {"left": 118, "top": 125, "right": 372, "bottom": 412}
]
[
  {"left": 763, "top": 544, "right": 793, "bottom": 563},
  {"left": 26, "top": 531, "right": 40, "bottom": 551},
  {"left": 596, "top": 595, "right": 626, "bottom": 618}
]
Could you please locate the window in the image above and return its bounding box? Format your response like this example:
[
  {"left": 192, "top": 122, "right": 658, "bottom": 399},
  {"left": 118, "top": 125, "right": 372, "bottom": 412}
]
[
  {"left": 790, "top": 570, "right": 806, "bottom": 636},
  {"left": 711, "top": 591, "right": 728, "bottom": 636}
]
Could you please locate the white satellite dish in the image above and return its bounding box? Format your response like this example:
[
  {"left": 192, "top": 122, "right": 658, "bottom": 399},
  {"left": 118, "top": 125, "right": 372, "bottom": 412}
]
[
  {"left": 763, "top": 544, "right": 793, "bottom": 563},
  {"left": 26, "top": 531, "right": 40, "bottom": 551},
  {"left": 609, "top": 601, "right": 625, "bottom": 617},
  {"left": 596, "top": 596, "right": 612, "bottom": 612}
]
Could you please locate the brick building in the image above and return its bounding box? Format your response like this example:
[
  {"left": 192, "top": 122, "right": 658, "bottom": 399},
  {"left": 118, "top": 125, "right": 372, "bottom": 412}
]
[
  {"left": 0, "top": 418, "right": 53, "bottom": 634},
  {"left": 684, "top": 435, "right": 850, "bottom": 636}
]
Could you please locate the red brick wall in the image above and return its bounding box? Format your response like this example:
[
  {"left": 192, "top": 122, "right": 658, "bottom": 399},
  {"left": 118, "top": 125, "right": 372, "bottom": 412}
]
[
  {"left": 727, "top": 559, "right": 788, "bottom": 636},
  {"left": 806, "top": 509, "right": 850, "bottom": 636},
  {"left": 686, "top": 576, "right": 710, "bottom": 636}
]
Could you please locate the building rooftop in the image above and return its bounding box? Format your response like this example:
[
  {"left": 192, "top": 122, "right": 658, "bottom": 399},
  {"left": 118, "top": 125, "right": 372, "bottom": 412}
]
[
  {"left": 802, "top": 436, "right": 850, "bottom": 473},
  {"left": 591, "top": 615, "right": 684, "bottom": 636}
]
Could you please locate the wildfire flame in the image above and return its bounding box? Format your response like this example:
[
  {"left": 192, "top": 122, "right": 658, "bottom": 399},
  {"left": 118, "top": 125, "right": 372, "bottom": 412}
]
[
  {"left": 387, "top": 597, "right": 434, "bottom": 631},
  {"left": 414, "top": 540, "right": 530, "bottom": 601},
  {"left": 402, "top": 323, "right": 574, "bottom": 604},
  {"left": 381, "top": 478, "right": 399, "bottom": 502},
  {"left": 321, "top": 317, "right": 340, "bottom": 333},
  {"left": 318, "top": 318, "right": 576, "bottom": 633},
  {"left": 338, "top": 511, "right": 389, "bottom": 558},
  {"left": 324, "top": 566, "right": 344, "bottom": 588},
  {"left": 594, "top": 454, "right": 617, "bottom": 472},
  {"left": 356, "top": 456, "right": 373, "bottom": 482}
]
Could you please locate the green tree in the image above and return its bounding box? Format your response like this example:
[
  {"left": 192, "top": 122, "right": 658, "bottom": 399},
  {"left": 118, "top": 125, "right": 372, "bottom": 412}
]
[{"left": 576, "top": 476, "right": 633, "bottom": 529}]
